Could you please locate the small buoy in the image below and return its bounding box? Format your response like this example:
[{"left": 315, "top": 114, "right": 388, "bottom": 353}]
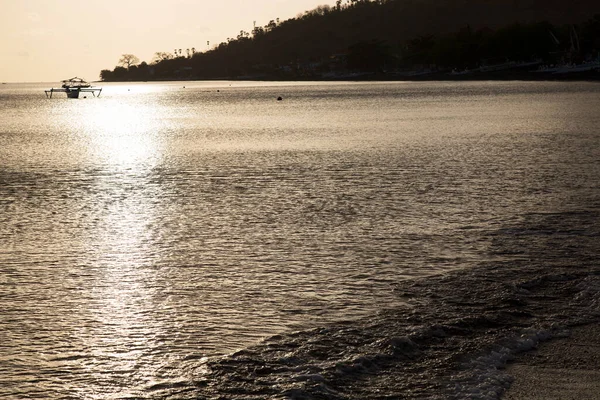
[
  {"left": 277, "top": 96, "right": 283, "bottom": 101},
  {"left": 217, "top": 89, "right": 220, "bottom": 92},
  {"left": 183, "top": 86, "right": 185, "bottom": 88}
]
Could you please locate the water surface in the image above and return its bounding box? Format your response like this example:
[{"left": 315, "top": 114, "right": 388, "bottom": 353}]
[{"left": 1, "top": 80, "right": 599, "bottom": 398}]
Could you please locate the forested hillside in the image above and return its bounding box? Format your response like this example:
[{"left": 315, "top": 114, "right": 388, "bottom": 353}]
[{"left": 100, "top": 0, "right": 600, "bottom": 81}]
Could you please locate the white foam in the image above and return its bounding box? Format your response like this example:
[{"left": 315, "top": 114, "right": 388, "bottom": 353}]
[{"left": 451, "top": 328, "right": 567, "bottom": 399}]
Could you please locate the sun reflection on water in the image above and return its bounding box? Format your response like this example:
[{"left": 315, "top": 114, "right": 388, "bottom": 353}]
[
  {"left": 73, "top": 168, "right": 172, "bottom": 398},
  {"left": 68, "top": 94, "right": 175, "bottom": 397},
  {"left": 82, "top": 101, "right": 163, "bottom": 166}
]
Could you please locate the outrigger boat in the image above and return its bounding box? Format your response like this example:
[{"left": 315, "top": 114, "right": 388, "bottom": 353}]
[{"left": 45, "top": 77, "right": 102, "bottom": 99}]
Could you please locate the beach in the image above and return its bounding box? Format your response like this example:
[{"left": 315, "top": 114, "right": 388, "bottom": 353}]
[{"left": 504, "top": 323, "right": 600, "bottom": 399}]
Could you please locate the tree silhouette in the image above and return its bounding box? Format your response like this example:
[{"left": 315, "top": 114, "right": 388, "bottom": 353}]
[
  {"left": 347, "top": 40, "right": 391, "bottom": 71},
  {"left": 99, "top": 69, "right": 113, "bottom": 81},
  {"left": 118, "top": 54, "right": 140, "bottom": 69},
  {"left": 153, "top": 52, "right": 173, "bottom": 63}
]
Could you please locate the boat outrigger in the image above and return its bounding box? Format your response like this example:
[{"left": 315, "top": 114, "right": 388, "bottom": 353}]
[{"left": 45, "top": 77, "right": 102, "bottom": 99}]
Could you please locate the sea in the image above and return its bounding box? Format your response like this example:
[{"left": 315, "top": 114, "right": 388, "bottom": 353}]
[{"left": 1, "top": 80, "right": 599, "bottom": 399}]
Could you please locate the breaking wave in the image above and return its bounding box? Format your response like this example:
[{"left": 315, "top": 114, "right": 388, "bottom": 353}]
[{"left": 151, "top": 210, "right": 600, "bottom": 399}]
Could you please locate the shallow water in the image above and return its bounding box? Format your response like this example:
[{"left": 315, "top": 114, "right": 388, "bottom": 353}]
[{"left": 1, "top": 80, "right": 599, "bottom": 399}]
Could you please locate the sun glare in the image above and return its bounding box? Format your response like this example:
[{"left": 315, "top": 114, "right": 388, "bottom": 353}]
[{"left": 82, "top": 99, "right": 163, "bottom": 167}]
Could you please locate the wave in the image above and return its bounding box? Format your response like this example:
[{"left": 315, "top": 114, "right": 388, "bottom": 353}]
[{"left": 150, "top": 210, "right": 600, "bottom": 399}]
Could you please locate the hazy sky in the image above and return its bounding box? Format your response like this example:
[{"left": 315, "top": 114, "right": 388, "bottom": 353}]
[{"left": 1, "top": 0, "right": 335, "bottom": 82}]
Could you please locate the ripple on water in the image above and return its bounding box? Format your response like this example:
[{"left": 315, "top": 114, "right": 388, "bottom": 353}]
[{"left": 1, "top": 81, "right": 599, "bottom": 398}]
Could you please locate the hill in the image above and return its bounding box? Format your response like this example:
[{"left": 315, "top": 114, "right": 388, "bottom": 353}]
[{"left": 100, "top": 0, "right": 600, "bottom": 81}]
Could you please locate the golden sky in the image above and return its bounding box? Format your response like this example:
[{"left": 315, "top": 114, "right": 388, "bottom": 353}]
[{"left": 0, "top": 0, "right": 334, "bottom": 82}]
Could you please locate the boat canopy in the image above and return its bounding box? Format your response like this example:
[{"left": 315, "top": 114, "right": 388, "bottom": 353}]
[{"left": 61, "top": 77, "right": 91, "bottom": 88}]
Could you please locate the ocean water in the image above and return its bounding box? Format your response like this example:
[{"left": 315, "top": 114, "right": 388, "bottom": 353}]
[{"left": 1, "top": 80, "right": 599, "bottom": 399}]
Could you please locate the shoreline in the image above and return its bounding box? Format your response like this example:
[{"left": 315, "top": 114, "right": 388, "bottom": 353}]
[
  {"left": 97, "top": 68, "right": 600, "bottom": 84},
  {"left": 503, "top": 322, "right": 600, "bottom": 399}
]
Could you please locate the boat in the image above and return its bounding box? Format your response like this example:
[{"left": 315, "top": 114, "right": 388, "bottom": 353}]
[{"left": 45, "top": 77, "right": 102, "bottom": 99}]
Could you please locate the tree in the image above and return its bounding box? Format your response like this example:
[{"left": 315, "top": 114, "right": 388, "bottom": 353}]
[
  {"left": 347, "top": 40, "right": 391, "bottom": 71},
  {"left": 152, "top": 52, "right": 173, "bottom": 64},
  {"left": 252, "top": 26, "right": 265, "bottom": 37},
  {"left": 112, "top": 66, "right": 128, "bottom": 80},
  {"left": 99, "top": 69, "right": 113, "bottom": 81},
  {"left": 118, "top": 54, "right": 140, "bottom": 69}
]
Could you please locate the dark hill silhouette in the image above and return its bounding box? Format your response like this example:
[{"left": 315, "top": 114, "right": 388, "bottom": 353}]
[
  {"left": 100, "top": 0, "right": 600, "bottom": 81},
  {"left": 385, "top": 0, "right": 598, "bottom": 34}
]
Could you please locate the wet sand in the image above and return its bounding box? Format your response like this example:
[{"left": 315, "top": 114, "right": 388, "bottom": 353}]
[{"left": 503, "top": 323, "right": 600, "bottom": 399}]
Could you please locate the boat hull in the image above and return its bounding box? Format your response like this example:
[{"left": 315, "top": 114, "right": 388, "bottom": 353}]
[
  {"left": 45, "top": 86, "right": 102, "bottom": 99},
  {"left": 66, "top": 89, "right": 80, "bottom": 99}
]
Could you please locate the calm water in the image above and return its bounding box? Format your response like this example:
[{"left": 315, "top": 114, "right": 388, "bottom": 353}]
[{"left": 1, "top": 81, "right": 599, "bottom": 399}]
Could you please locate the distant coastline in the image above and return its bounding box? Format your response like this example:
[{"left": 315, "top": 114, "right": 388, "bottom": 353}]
[
  {"left": 99, "top": 68, "right": 600, "bottom": 83},
  {"left": 98, "top": 0, "right": 600, "bottom": 85}
]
